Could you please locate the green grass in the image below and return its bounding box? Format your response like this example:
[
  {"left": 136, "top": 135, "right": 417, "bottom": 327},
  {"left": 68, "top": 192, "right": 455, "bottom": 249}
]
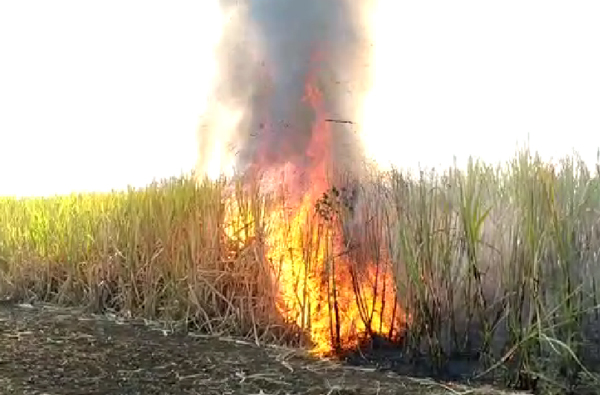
[{"left": 1, "top": 148, "right": 599, "bottom": 393}]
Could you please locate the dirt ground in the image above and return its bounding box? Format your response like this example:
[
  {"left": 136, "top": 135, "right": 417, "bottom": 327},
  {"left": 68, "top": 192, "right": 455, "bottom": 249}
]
[{"left": 0, "top": 302, "right": 525, "bottom": 395}]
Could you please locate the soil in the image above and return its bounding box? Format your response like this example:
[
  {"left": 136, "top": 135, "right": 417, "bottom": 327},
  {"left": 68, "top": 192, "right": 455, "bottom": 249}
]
[{"left": 0, "top": 302, "right": 526, "bottom": 395}]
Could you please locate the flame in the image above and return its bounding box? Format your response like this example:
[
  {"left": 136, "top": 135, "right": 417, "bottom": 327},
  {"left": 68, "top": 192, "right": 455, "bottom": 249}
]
[
  {"left": 222, "top": 50, "right": 407, "bottom": 355},
  {"left": 267, "top": 193, "right": 403, "bottom": 355},
  {"left": 225, "top": 186, "right": 405, "bottom": 355}
]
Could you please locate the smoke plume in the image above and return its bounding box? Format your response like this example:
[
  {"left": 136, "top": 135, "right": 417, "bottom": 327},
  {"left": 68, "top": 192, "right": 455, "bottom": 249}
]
[{"left": 198, "top": 0, "right": 374, "bottom": 187}]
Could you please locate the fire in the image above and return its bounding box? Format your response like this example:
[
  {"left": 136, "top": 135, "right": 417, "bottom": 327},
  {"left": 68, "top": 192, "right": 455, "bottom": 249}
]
[
  {"left": 225, "top": 185, "right": 405, "bottom": 355},
  {"left": 222, "top": 50, "right": 407, "bottom": 355},
  {"left": 267, "top": 193, "right": 402, "bottom": 355}
]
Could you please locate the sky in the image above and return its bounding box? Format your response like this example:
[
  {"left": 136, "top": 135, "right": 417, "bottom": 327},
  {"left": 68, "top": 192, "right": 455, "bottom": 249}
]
[
  {"left": 0, "top": 1, "right": 221, "bottom": 196},
  {"left": 1, "top": 1, "right": 599, "bottom": 196},
  {"left": 361, "top": 0, "right": 600, "bottom": 173}
]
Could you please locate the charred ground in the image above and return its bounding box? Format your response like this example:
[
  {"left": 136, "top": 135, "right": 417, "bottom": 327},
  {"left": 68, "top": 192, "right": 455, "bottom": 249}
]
[{"left": 0, "top": 301, "right": 527, "bottom": 395}]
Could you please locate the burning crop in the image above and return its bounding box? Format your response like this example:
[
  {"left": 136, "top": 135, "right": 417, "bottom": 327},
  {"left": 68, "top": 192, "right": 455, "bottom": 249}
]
[
  {"left": 2, "top": 152, "right": 600, "bottom": 393},
  {"left": 1, "top": 0, "right": 600, "bottom": 392},
  {"left": 225, "top": 186, "right": 407, "bottom": 355},
  {"left": 219, "top": 54, "right": 408, "bottom": 354}
]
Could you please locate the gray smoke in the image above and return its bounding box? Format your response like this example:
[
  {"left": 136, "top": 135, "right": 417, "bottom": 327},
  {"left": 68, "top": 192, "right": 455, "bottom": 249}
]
[{"left": 198, "top": 0, "right": 373, "bottom": 185}]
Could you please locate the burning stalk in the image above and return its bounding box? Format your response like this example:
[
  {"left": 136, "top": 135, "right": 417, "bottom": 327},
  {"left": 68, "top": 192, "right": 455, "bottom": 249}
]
[{"left": 327, "top": 237, "right": 343, "bottom": 353}]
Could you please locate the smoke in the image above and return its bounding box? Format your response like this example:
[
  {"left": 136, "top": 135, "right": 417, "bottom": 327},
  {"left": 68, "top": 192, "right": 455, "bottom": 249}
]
[{"left": 198, "top": 0, "right": 374, "bottom": 184}]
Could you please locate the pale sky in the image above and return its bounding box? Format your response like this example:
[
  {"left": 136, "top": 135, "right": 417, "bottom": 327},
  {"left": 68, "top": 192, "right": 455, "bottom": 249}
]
[
  {"left": 363, "top": 0, "right": 600, "bottom": 173},
  {"left": 0, "top": 1, "right": 221, "bottom": 196},
  {"left": 1, "top": 1, "right": 599, "bottom": 196}
]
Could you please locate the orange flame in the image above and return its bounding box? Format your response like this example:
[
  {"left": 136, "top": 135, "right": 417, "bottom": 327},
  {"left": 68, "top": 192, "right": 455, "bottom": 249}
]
[{"left": 223, "top": 48, "right": 407, "bottom": 356}]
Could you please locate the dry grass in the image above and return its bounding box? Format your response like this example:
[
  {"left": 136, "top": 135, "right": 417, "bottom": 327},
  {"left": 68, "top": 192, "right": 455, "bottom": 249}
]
[{"left": 1, "top": 148, "right": 600, "bottom": 393}]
